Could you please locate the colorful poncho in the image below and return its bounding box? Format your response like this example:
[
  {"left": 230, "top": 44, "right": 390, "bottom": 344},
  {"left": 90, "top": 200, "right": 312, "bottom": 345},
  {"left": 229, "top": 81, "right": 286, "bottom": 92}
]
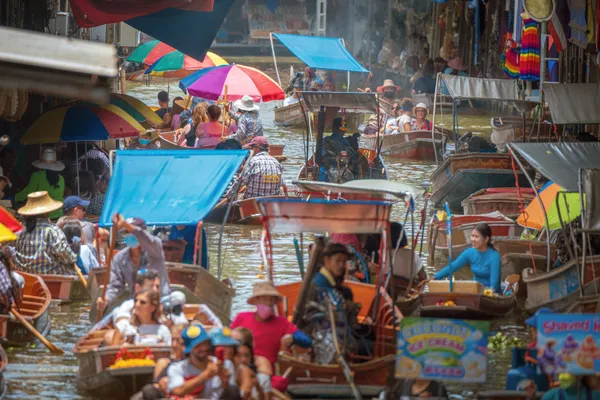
[
  {"left": 519, "top": 19, "right": 541, "bottom": 81},
  {"left": 504, "top": 47, "right": 520, "bottom": 79}
]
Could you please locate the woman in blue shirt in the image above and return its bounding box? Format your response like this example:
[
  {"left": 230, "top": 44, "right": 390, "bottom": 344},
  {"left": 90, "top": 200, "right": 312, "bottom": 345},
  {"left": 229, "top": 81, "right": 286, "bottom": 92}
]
[{"left": 434, "top": 223, "right": 502, "bottom": 293}]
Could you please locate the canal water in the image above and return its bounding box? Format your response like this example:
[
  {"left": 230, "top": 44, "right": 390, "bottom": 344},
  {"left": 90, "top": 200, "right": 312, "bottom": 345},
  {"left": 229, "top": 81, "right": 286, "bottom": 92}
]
[{"left": 4, "top": 81, "right": 531, "bottom": 399}]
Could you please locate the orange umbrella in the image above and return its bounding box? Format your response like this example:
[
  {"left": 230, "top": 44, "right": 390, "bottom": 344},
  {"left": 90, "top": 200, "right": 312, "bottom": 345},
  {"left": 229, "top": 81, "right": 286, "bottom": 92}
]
[{"left": 517, "top": 182, "right": 581, "bottom": 231}]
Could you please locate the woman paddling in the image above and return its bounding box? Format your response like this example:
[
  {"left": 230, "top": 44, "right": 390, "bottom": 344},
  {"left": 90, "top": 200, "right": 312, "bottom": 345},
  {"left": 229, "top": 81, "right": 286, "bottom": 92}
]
[{"left": 434, "top": 223, "right": 502, "bottom": 293}]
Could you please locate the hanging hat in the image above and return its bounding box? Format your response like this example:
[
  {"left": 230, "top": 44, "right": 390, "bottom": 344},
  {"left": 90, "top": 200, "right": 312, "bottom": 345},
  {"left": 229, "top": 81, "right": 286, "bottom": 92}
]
[
  {"left": 32, "top": 148, "right": 65, "bottom": 172},
  {"left": 182, "top": 323, "right": 211, "bottom": 355},
  {"left": 414, "top": 103, "right": 428, "bottom": 112},
  {"left": 448, "top": 57, "right": 469, "bottom": 71},
  {"left": 247, "top": 281, "right": 282, "bottom": 305},
  {"left": 234, "top": 95, "right": 260, "bottom": 112},
  {"left": 18, "top": 191, "right": 63, "bottom": 216},
  {"left": 377, "top": 79, "right": 401, "bottom": 93}
]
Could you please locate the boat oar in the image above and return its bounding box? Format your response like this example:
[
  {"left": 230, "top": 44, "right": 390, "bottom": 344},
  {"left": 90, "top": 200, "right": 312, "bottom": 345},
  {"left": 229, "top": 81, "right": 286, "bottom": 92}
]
[
  {"left": 10, "top": 307, "right": 64, "bottom": 354},
  {"left": 73, "top": 264, "right": 88, "bottom": 288},
  {"left": 99, "top": 225, "right": 117, "bottom": 320},
  {"left": 327, "top": 302, "right": 363, "bottom": 400},
  {"left": 444, "top": 202, "right": 454, "bottom": 293}
]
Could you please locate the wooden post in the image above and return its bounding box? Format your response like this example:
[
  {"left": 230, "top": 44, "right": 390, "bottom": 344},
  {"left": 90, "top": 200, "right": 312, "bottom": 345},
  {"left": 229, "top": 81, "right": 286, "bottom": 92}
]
[{"left": 292, "top": 237, "right": 326, "bottom": 326}]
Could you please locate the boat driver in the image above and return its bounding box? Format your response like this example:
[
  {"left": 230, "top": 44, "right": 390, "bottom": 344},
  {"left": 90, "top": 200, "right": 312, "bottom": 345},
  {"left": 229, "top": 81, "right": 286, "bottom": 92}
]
[
  {"left": 96, "top": 214, "right": 171, "bottom": 313},
  {"left": 321, "top": 117, "right": 363, "bottom": 183},
  {"left": 239, "top": 136, "right": 283, "bottom": 199}
]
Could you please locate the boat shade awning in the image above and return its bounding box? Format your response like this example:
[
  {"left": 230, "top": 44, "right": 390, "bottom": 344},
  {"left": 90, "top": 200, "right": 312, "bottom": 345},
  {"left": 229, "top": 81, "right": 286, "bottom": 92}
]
[
  {"left": 510, "top": 142, "right": 600, "bottom": 192},
  {"left": 544, "top": 84, "right": 600, "bottom": 124},
  {"left": 303, "top": 92, "right": 378, "bottom": 113},
  {"left": 273, "top": 33, "right": 369, "bottom": 73},
  {"left": 581, "top": 169, "right": 600, "bottom": 230},
  {"left": 439, "top": 74, "right": 537, "bottom": 111},
  {"left": 257, "top": 198, "right": 391, "bottom": 234},
  {"left": 293, "top": 179, "right": 421, "bottom": 200},
  {"left": 99, "top": 150, "right": 248, "bottom": 226}
]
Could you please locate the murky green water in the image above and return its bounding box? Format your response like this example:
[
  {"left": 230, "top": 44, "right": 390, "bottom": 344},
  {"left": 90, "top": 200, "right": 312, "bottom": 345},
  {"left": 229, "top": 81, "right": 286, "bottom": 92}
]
[{"left": 4, "top": 81, "right": 531, "bottom": 399}]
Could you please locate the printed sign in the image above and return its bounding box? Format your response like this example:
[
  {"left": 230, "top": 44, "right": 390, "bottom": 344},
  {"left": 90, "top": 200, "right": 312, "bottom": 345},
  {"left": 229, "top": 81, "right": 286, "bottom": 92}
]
[
  {"left": 396, "top": 317, "right": 490, "bottom": 383},
  {"left": 537, "top": 313, "right": 600, "bottom": 375}
]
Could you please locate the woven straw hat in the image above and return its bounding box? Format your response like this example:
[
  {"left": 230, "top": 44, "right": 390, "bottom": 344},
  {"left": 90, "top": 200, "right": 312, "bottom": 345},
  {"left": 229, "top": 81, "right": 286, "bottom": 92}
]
[
  {"left": 18, "top": 191, "right": 63, "bottom": 216},
  {"left": 247, "top": 281, "right": 282, "bottom": 305}
]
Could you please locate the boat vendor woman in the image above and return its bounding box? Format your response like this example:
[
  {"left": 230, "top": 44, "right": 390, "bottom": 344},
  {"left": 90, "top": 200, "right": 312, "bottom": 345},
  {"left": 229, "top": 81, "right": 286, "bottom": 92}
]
[
  {"left": 16, "top": 148, "right": 65, "bottom": 220},
  {"left": 434, "top": 223, "right": 502, "bottom": 293},
  {"left": 195, "top": 105, "right": 233, "bottom": 149},
  {"left": 12, "top": 191, "right": 77, "bottom": 275},
  {"left": 227, "top": 95, "right": 264, "bottom": 145},
  {"left": 96, "top": 213, "right": 170, "bottom": 313},
  {"left": 413, "top": 103, "right": 432, "bottom": 131}
]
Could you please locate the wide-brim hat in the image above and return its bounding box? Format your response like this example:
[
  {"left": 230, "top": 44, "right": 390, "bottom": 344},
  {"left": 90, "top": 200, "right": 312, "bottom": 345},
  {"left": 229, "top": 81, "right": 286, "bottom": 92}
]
[
  {"left": 32, "top": 148, "right": 65, "bottom": 172},
  {"left": 377, "top": 79, "right": 400, "bottom": 93},
  {"left": 234, "top": 94, "right": 260, "bottom": 112},
  {"left": 18, "top": 191, "right": 63, "bottom": 216},
  {"left": 247, "top": 281, "right": 282, "bottom": 305},
  {"left": 448, "top": 57, "right": 468, "bottom": 71},
  {"left": 182, "top": 323, "right": 211, "bottom": 355},
  {"left": 174, "top": 96, "right": 193, "bottom": 110},
  {"left": 210, "top": 327, "right": 240, "bottom": 347}
]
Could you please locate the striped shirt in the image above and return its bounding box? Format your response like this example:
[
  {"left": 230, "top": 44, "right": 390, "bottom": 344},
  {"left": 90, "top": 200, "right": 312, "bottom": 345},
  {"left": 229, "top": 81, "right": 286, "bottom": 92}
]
[
  {"left": 13, "top": 219, "right": 77, "bottom": 275},
  {"left": 240, "top": 152, "right": 282, "bottom": 199}
]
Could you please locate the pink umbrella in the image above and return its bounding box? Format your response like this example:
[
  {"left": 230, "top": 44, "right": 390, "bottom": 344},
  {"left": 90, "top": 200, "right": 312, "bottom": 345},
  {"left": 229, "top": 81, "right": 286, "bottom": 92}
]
[{"left": 179, "top": 64, "right": 284, "bottom": 102}]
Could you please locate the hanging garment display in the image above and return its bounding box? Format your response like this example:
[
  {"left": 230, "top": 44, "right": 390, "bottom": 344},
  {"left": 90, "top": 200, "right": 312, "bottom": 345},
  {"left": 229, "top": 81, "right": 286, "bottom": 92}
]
[{"left": 519, "top": 18, "right": 541, "bottom": 80}]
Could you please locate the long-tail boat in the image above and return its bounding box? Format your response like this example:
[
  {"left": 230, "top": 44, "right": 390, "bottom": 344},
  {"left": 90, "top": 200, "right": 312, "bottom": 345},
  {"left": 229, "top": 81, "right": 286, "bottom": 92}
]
[
  {"left": 39, "top": 274, "right": 88, "bottom": 303},
  {"left": 257, "top": 197, "right": 402, "bottom": 398},
  {"left": 361, "top": 129, "right": 446, "bottom": 162},
  {"left": 462, "top": 187, "right": 536, "bottom": 218},
  {"left": 0, "top": 345, "right": 6, "bottom": 399},
  {"left": 74, "top": 304, "right": 205, "bottom": 397},
  {"left": 0, "top": 272, "right": 51, "bottom": 346},
  {"left": 274, "top": 100, "right": 364, "bottom": 131}
]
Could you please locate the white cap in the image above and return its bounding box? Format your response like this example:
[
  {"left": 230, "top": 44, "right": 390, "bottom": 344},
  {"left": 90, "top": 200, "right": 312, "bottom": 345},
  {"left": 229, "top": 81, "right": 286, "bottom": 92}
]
[{"left": 415, "top": 103, "right": 428, "bottom": 111}]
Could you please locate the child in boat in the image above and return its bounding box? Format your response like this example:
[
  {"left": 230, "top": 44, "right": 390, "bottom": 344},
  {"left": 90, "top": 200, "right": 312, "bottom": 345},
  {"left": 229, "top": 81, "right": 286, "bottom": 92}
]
[
  {"left": 434, "top": 223, "right": 502, "bottom": 293},
  {"left": 232, "top": 327, "right": 274, "bottom": 398}
]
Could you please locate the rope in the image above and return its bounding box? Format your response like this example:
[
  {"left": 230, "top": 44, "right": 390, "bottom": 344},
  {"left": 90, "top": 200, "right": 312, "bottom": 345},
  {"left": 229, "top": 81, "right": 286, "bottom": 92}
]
[{"left": 510, "top": 152, "right": 537, "bottom": 273}]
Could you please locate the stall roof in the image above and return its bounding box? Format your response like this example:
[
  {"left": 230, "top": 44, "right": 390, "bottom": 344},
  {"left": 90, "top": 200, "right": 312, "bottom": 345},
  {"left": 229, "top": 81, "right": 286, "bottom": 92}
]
[
  {"left": 99, "top": 150, "right": 248, "bottom": 226},
  {"left": 257, "top": 198, "right": 391, "bottom": 234},
  {"left": 293, "top": 179, "right": 421, "bottom": 200},
  {"left": 273, "top": 33, "right": 369, "bottom": 73},
  {"left": 439, "top": 74, "right": 538, "bottom": 111},
  {"left": 303, "top": 92, "right": 378, "bottom": 113},
  {"left": 544, "top": 84, "right": 600, "bottom": 125},
  {"left": 510, "top": 142, "right": 600, "bottom": 192}
]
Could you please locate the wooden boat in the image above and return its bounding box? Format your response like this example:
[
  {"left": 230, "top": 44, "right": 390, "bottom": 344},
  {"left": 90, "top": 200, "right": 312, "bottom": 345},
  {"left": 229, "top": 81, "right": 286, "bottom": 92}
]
[
  {"left": 420, "top": 280, "right": 517, "bottom": 320},
  {"left": 361, "top": 130, "right": 445, "bottom": 162},
  {"left": 74, "top": 304, "right": 204, "bottom": 397},
  {"left": 522, "top": 255, "right": 600, "bottom": 313},
  {"left": 427, "top": 215, "right": 523, "bottom": 263},
  {"left": 296, "top": 149, "right": 388, "bottom": 183},
  {"left": 274, "top": 100, "right": 364, "bottom": 131},
  {"left": 462, "top": 187, "right": 536, "bottom": 218},
  {"left": 0, "top": 345, "right": 6, "bottom": 399},
  {"left": 39, "top": 274, "right": 88, "bottom": 303},
  {"left": 87, "top": 263, "right": 235, "bottom": 325},
  {"left": 477, "top": 391, "right": 543, "bottom": 400},
  {"left": 501, "top": 253, "right": 548, "bottom": 298},
  {"left": 493, "top": 239, "right": 554, "bottom": 259},
  {"left": 275, "top": 281, "right": 398, "bottom": 398},
  {"left": 204, "top": 195, "right": 287, "bottom": 225},
  {"left": 566, "top": 294, "right": 600, "bottom": 313},
  {"left": 430, "top": 153, "right": 531, "bottom": 212},
  {"left": 0, "top": 272, "right": 51, "bottom": 346}
]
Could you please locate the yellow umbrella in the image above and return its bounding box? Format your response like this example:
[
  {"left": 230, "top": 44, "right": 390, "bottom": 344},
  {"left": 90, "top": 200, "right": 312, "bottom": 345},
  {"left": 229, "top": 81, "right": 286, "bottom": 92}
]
[{"left": 517, "top": 183, "right": 581, "bottom": 231}]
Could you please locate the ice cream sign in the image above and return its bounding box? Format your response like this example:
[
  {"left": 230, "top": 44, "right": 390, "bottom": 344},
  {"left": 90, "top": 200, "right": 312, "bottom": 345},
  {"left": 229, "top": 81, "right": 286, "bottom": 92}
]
[
  {"left": 537, "top": 314, "right": 600, "bottom": 375},
  {"left": 396, "top": 317, "right": 490, "bottom": 383}
]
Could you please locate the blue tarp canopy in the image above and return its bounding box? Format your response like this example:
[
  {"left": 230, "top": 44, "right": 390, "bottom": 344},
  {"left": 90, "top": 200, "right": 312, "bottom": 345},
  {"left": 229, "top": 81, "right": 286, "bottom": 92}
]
[
  {"left": 99, "top": 150, "right": 248, "bottom": 227},
  {"left": 273, "top": 33, "right": 369, "bottom": 73}
]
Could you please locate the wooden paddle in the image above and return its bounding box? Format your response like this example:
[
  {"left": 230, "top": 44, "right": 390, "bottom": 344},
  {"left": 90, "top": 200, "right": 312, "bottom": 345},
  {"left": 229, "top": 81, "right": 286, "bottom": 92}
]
[
  {"left": 98, "top": 224, "right": 118, "bottom": 319},
  {"left": 73, "top": 264, "right": 88, "bottom": 288},
  {"left": 10, "top": 307, "right": 64, "bottom": 354}
]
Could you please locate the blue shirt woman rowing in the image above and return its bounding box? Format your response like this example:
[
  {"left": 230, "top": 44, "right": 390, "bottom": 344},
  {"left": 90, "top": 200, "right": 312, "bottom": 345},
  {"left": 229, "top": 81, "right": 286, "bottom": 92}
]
[{"left": 434, "top": 223, "right": 502, "bottom": 293}]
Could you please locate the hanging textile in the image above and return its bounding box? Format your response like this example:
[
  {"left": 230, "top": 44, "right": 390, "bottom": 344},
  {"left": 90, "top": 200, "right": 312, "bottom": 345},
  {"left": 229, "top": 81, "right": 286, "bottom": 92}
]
[
  {"left": 550, "top": 0, "right": 570, "bottom": 52},
  {"left": 519, "top": 18, "right": 540, "bottom": 81},
  {"left": 504, "top": 47, "right": 521, "bottom": 78},
  {"left": 569, "top": 0, "right": 589, "bottom": 48},
  {"left": 587, "top": 0, "right": 596, "bottom": 45}
]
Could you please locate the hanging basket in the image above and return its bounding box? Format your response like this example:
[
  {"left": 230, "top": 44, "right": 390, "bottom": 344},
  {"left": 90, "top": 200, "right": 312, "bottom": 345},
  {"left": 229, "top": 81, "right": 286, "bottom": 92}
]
[{"left": 523, "top": 0, "right": 556, "bottom": 22}]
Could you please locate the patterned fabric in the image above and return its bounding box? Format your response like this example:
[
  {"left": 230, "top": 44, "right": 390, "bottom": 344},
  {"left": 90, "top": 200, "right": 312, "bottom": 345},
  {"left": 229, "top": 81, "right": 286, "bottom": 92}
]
[
  {"left": 80, "top": 149, "right": 110, "bottom": 170},
  {"left": 0, "top": 262, "right": 13, "bottom": 312},
  {"left": 87, "top": 192, "right": 105, "bottom": 216},
  {"left": 239, "top": 152, "right": 282, "bottom": 199},
  {"left": 13, "top": 219, "right": 77, "bottom": 275},
  {"left": 504, "top": 47, "right": 520, "bottom": 79},
  {"left": 520, "top": 19, "right": 541, "bottom": 81},
  {"left": 229, "top": 112, "right": 263, "bottom": 144}
]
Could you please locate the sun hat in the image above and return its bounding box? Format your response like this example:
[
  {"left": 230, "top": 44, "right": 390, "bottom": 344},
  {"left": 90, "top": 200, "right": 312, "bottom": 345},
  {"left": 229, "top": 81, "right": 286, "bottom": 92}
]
[
  {"left": 0, "top": 167, "right": 11, "bottom": 187},
  {"left": 174, "top": 96, "right": 193, "bottom": 111},
  {"left": 182, "top": 323, "right": 211, "bottom": 355},
  {"left": 414, "top": 103, "right": 428, "bottom": 112},
  {"left": 377, "top": 79, "right": 401, "bottom": 93},
  {"left": 247, "top": 281, "right": 282, "bottom": 305},
  {"left": 63, "top": 196, "right": 90, "bottom": 213},
  {"left": 448, "top": 57, "right": 468, "bottom": 71},
  {"left": 525, "top": 307, "right": 553, "bottom": 328},
  {"left": 210, "top": 327, "right": 240, "bottom": 347},
  {"left": 234, "top": 95, "right": 260, "bottom": 112},
  {"left": 244, "top": 136, "right": 269, "bottom": 149},
  {"left": 18, "top": 191, "right": 63, "bottom": 216},
  {"left": 32, "top": 148, "right": 65, "bottom": 172}
]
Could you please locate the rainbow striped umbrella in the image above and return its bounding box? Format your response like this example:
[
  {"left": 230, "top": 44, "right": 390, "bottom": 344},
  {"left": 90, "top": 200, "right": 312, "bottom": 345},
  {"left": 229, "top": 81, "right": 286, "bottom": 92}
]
[
  {"left": 21, "top": 103, "right": 145, "bottom": 145},
  {"left": 145, "top": 51, "right": 228, "bottom": 78},
  {"left": 179, "top": 64, "right": 284, "bottom": 102},
  {"left": 127, "top": 40, "right": 175, "bottom": 65},
  {"left": 109, "top": 93, "right": 163, "bottom": 126}
]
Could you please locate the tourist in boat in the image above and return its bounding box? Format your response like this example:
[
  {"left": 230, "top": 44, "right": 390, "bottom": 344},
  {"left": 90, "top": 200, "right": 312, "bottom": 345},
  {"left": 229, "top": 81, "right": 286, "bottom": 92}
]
[
  {"left": 228, "top": 95, "right": 264, "bottom": 144},
  {"left": 412, "top": 103, "right": 432, "bottom": 131},
  {"left": 396, "top": 98, "right": 415, "bottom": 133},
  {"left": 239, "top": 136, "right": 282, "bottom": 200},
  {"left": 377, "top": 79, "right": 400, "bottom": 101},
  {"left": 283, "top": 81, "right": 303, "bottom": 106},
  {"left": 16, "top": 148, "right": 65, "bottom": 220},
  {"left": 166, "top": 323, "right": 232, "bottom": 398},
  {"left": 155, "top": 90, "right": 170, "bottom": 119},
  {"left": 13, "top": 191, "right": 77, "bottom": 275},
  {"left": 168, "top": 225, "right": 208, "bottom": 267},
  {"left": 303, "top": 66, "right": 323, "bottom": 92},
  {"left": 230, "top": 331, "right": 269, "bottom": 399},
  {"left": 324, "top": 78, "right": 336, "bottom": 92},
  {"left": 195, "top": 105, "right": 230, "bottom": 149},
  {"left": 181, "top": 101, "right": 209, "bottom": 147},
  {"left": 96, "top": 214, "right": 170, "bottom": 313},
  {"left": 63, "top": 196, "right": 95, "bottom": 244},
  {"left": 60, "top": 218, "right": 99, "bottom": 274},
  {"left": 111, "top": 289, "right": 172, "bottom": 346},
  {"left": 386, "top": 379, "right": 449, "bottom": 399},
  {"left": 433, "top": 223, "right": 502, "bottom": 293},
  {"left": 384, "top": 102, "right": 400, "bottom": 134},
  {"left": 230, "top": 282, "right": 304, "bottom": 374},
  {"left": 86, "top": 171, "right": 107, "bottom": 216}
]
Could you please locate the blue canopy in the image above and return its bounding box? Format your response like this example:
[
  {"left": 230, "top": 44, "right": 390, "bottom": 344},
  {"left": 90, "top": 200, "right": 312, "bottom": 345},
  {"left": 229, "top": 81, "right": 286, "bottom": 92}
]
[
  {"left": 99, "top": 150, "right": 248, "bottom": 227},
  {"left": 273, "top": 33, "right": 369, "bottom": 73}
]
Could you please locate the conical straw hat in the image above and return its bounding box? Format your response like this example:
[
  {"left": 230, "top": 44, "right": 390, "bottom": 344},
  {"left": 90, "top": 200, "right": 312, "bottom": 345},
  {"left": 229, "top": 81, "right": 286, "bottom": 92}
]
[{"left": 18, "top": 191, "right": 63, "bottom": 216}]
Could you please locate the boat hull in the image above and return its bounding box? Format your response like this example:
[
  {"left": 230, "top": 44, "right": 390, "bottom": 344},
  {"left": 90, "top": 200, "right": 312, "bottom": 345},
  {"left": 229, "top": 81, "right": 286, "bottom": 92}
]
[
  {"left": 204, "top": 195, "right": 287, "bottom": 225},
  {"left": 362, "top": 130, "right": 444, "bottom": 162},
  {"left": 462, "top": 188, "right": 536, "bottom": 218},
  {"left": 420, "top": 292, "right": 516, "bottom": 319},
  {"left": 296, "top": 149, "right": 388, "bottom": 183},
  {"left": 274, "top": 101, "right": 363, "bottom": 131},
  {"left": 39, "top": 274, "right": 88, "bottom": 303}
]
